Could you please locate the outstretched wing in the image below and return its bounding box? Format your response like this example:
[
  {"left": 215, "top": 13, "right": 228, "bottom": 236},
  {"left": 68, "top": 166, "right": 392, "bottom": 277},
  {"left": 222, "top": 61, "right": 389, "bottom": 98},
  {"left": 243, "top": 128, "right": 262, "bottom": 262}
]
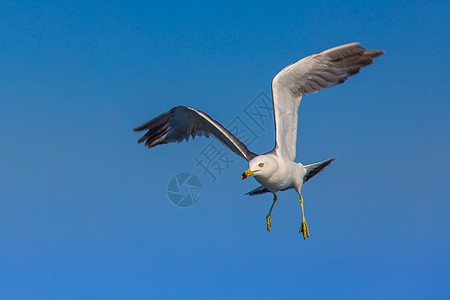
[
  {"left": 134, "top": 105, "right": 258, "bottom": 161},
  {"left": 271, "top": 42, "right": 384, "bottom": 161}
]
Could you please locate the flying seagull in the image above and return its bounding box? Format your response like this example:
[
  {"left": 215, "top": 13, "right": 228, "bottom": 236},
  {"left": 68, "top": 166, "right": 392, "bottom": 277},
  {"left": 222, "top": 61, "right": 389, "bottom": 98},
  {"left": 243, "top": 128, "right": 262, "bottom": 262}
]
[{"left": 134, "top": 42, "right": 384, "bottom": 239}]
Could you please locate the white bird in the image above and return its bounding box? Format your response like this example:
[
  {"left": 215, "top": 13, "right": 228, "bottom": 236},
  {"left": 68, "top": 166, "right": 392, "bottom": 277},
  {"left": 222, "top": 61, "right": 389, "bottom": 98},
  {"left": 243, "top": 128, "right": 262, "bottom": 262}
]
[{"left": 134, "top": 42, "right": 384, "bottom": 238}]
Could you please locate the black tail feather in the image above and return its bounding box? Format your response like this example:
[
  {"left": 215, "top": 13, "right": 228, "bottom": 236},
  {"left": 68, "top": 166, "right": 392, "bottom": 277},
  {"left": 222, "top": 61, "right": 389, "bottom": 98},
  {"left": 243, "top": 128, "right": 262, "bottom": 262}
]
[{"left": 303, "top": 157, "right": 336, "bottom": 183}]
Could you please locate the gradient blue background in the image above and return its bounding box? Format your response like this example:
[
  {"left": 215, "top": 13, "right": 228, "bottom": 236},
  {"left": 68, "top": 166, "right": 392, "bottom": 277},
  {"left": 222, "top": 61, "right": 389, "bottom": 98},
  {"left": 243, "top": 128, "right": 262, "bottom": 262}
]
[{"left": 1, "top": 0, "right": 449, "bottom": 298}]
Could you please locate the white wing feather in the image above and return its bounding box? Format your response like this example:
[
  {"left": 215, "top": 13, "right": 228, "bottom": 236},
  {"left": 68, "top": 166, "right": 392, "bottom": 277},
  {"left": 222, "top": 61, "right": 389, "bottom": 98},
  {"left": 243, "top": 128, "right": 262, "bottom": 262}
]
[{"left": 271, "top": 43, "right": 384, "bottom": 160}]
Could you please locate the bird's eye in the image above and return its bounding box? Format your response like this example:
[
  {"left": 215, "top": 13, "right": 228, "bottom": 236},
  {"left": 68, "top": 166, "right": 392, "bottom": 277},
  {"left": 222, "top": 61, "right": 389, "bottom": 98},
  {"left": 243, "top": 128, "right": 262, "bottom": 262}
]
[{"left": 259, "top": 163, "right": 264, "bottom": 168}]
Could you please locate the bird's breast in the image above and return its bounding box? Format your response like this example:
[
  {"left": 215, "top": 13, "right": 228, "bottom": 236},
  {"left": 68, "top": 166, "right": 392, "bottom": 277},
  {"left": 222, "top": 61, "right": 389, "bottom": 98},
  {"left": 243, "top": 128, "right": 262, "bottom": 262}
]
[{"left": 254, "top": 161, "right": 300, "bottom": 192}]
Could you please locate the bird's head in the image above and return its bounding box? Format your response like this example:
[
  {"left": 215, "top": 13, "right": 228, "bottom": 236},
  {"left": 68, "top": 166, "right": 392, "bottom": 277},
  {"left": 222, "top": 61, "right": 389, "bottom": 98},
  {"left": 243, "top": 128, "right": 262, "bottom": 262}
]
[{"left": 241, "top": 155, "right": 278, "bottom": 180}]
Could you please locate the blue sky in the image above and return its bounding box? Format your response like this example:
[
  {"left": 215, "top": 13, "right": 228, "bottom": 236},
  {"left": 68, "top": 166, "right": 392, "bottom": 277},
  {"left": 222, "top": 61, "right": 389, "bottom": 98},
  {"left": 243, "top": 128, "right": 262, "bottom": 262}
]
[{"left": 1, "top": 0, "right": 449, "bottom": 298}]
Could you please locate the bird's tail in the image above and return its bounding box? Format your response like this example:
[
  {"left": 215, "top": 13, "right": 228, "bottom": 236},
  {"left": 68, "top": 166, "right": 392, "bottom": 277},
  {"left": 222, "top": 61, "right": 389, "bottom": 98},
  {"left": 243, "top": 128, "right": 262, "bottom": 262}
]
[{"left": 303, "top": 157, "right": 336, "bottom": 183}]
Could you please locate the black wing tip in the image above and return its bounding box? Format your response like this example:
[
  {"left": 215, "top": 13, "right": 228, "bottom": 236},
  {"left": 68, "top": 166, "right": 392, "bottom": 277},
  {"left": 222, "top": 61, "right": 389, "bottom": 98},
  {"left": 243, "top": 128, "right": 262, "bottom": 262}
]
[
  {"left": 138, "top": 136, "right": 162, "bottom": 148},
  {"left": 134, "top": 126, "right": 145, "bottom": 132},
  {"left": 133, "top": 121, "right": 154, "bottom": 132},
  {"left": 137, "top": 136, "right": 147, "bottom": 144},
  {"left": 352, "top": 42, "right": 385, "bottom": 58},
  {"left": 365, "top": 49, "right": 385, "bottom": 58},
  {"left": 135, "top": 127, "right": 158, "bottom": 146}
]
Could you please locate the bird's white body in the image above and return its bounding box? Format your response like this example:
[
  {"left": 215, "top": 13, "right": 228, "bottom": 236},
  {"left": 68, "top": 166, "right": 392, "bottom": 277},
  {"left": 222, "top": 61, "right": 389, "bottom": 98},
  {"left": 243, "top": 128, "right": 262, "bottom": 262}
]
[{"left": 250, "top": 154, "right": 305, "bottom": 194}]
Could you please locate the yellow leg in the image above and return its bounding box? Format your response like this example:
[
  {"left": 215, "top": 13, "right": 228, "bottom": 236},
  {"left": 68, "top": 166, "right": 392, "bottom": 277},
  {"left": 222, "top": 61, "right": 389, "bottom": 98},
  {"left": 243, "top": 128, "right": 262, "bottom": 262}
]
[
  {"left": 299, "top": 194, "right": 310, "bottom": 239},
  {"left": 266, "top": 193, "right": 278, "bottom": 231}
]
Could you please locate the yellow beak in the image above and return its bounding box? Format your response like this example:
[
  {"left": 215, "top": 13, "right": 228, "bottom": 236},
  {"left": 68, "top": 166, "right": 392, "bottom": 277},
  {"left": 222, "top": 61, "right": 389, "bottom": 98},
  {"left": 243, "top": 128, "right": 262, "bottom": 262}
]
[{"left": 241, "top": 169, "right": 257, "bottom": 180}]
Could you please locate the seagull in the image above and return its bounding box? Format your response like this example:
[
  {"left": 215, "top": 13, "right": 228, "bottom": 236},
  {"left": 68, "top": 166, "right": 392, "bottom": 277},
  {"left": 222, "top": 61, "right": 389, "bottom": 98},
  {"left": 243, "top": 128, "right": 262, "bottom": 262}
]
[{"left": 134, "top": 42, "right": 384, "bottom": 238}]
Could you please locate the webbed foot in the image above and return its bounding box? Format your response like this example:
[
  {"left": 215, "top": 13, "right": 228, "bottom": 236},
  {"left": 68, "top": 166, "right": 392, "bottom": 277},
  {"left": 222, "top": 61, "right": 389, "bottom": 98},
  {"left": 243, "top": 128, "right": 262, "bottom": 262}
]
[
  {"left": 299, "top": 219, "right": 309, "bottom": 239},
  {"left": 266, "top": 215, "right": 272, "bottom": 231},
  {"left": 299, "top": 194, "right": 309, "bottom": 239}
]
